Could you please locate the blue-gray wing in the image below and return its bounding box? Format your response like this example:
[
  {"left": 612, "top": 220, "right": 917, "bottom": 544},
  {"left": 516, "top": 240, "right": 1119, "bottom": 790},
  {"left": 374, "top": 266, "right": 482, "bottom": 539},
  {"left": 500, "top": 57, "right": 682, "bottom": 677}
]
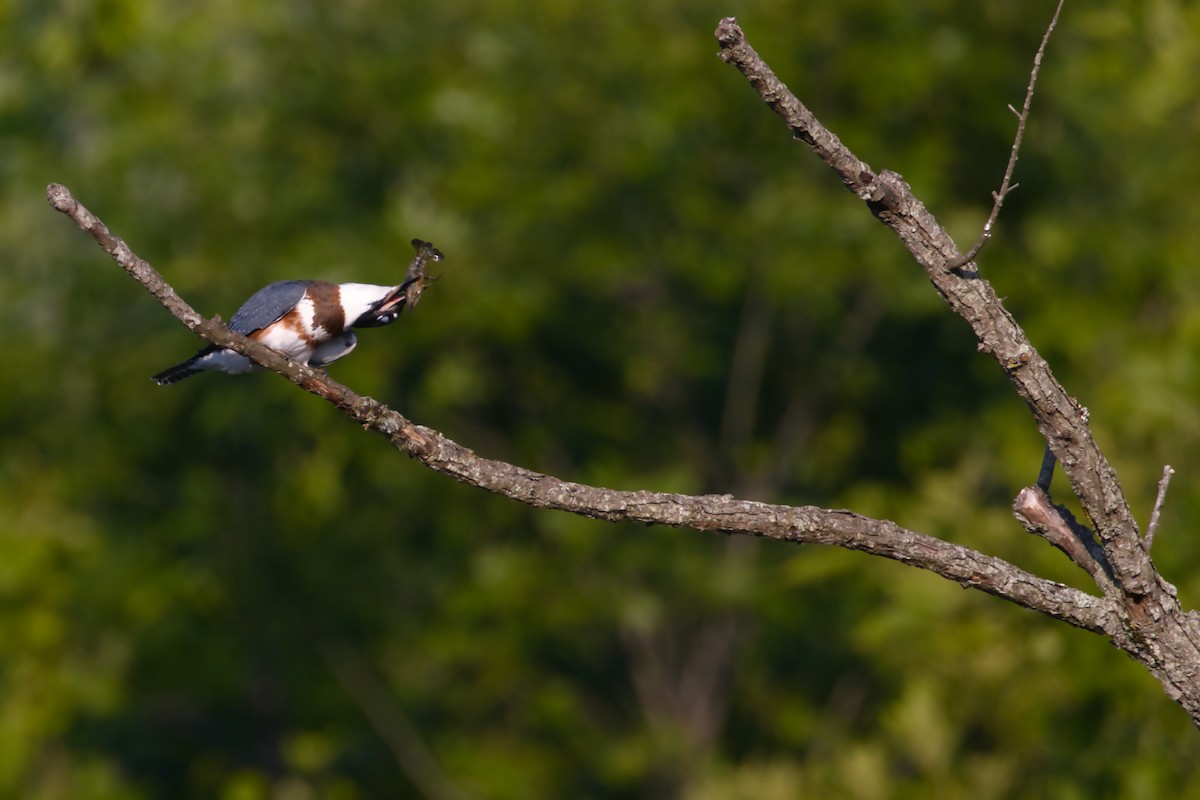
[{"left": 228, "top": 281, "right": 312, "bottom": 334}]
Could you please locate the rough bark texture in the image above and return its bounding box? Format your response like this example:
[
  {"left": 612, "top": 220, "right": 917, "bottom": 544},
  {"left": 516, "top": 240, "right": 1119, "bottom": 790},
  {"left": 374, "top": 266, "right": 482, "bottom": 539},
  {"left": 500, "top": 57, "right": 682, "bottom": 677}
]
[
  {"left": 45, "top": 15, "right": 1200, "bottom": 727},
  {"left": 713, "top": 16, "right": 1200, "bottom": 722}
]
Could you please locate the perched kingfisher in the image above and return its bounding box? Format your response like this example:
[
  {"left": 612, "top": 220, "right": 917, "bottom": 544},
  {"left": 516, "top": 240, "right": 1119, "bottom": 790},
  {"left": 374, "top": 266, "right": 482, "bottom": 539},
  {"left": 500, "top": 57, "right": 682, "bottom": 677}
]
[{"left": 151, "top": 277, "right": 417, "bottom": 385}]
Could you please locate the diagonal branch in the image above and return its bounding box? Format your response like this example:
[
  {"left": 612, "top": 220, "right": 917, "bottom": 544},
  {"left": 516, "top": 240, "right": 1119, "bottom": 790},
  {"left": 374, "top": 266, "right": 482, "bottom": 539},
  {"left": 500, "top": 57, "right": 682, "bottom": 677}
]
[
  {"left": 714, "top": 16, "right": 1154, "bottom": 603},
  {"left": 714, "top": 16, "right": 1200, "bottom": 728},
  {"left": 949, "top": 0, "right": 1065, "bottom": 269},
  {"left": 1013, "top": 486, "right": 1115, "bottom": 596},
  {"left": 47, "top": 181, "right": 1117, "bottom": 637}
]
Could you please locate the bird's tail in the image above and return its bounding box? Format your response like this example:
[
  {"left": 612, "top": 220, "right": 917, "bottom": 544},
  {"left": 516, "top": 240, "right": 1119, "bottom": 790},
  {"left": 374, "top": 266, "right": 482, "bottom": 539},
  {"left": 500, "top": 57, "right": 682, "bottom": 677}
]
[{"left": 151, "top": 359, "right": 203, "bottom": 385}]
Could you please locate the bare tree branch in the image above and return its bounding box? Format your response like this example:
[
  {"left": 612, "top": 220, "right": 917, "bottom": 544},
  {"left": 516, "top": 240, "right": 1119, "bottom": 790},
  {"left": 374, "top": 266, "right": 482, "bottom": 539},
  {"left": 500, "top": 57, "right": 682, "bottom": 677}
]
[
  {"left": 713, "top": 16, "right": 1152, "bottom": 598},
  {"left": 46, "top": 9, "right": 1200, "bottom": 728},
  {"left": 1013, "top": 486, "right": 1115, "bottom": 596},
  {"left": 1145, "top": 465, "right": 1176, "bottom": 551},
  {"left": 949, "top": 0, "right": 1065, "bottom": 269},
  {"left": 712, "top": 15, "right": 1200, "bottom": 723},
  {"left": 1036, "top": 445, "right": 1057, "bottom": 491},
  {"left": 47, "top": 181, "right": 1115, "bottom": 638}
]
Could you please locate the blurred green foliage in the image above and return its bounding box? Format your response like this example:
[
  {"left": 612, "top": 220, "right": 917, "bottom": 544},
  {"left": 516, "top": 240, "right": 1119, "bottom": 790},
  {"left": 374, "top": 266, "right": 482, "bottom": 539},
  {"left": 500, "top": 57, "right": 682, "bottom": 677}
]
[{"left": 3, "top": 0, "right": 1200, "bottom": 796}]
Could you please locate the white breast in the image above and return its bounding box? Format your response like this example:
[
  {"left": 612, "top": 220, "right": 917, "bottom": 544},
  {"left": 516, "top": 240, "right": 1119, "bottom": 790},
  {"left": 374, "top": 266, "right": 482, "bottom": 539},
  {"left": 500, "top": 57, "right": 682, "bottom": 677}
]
[{"left": 255, "top": 296, "right": 320, "bottom": 361}]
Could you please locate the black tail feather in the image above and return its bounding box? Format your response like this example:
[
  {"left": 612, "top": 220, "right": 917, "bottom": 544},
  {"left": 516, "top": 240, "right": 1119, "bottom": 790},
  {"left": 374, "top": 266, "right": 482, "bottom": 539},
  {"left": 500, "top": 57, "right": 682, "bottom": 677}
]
[{"left": 151, "top": 359, "right": 202, "bottom": 385}]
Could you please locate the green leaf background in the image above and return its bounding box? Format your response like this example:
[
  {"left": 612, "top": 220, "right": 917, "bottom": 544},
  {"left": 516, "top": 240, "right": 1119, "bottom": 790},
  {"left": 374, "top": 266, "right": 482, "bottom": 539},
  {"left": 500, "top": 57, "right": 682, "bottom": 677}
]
[{"left": 3, "top": 0, "right": 1200, "bottom": 796}]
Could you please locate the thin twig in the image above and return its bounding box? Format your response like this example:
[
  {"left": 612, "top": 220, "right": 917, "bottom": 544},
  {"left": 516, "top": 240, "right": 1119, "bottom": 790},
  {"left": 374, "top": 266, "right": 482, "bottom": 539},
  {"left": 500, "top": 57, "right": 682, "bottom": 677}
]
[
  {"left": 1037, "top": 444, "right": 1057, "bottom": 491},
  {"left": 948, "top": 0, "right": 1066, "bottom": 270},
  {"left": 1145, "top": 465, "right": 1176, "bottom": 550}
]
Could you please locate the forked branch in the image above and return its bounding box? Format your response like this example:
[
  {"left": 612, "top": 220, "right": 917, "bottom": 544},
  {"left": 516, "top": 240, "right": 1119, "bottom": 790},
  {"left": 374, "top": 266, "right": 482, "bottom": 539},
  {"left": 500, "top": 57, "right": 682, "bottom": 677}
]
[
  {"left": 47, "top": 7, "right": 1200, "bottom": 727},
  {"left": 714, "top": 13, "right": 1200, "bottom": 724},
  {"left": 47, "top": 181, "right": 1114, "bottom": 636},
  {"left": 714, "top": 14, "right": 1151, "bottom": 598}
]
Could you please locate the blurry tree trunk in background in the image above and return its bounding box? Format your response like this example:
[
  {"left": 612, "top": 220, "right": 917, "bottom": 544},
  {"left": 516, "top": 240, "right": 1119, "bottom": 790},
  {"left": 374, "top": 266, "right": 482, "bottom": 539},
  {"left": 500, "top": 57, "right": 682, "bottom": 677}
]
[{"left": 48, "top": 6, "right": 1200, "bottom": 735}]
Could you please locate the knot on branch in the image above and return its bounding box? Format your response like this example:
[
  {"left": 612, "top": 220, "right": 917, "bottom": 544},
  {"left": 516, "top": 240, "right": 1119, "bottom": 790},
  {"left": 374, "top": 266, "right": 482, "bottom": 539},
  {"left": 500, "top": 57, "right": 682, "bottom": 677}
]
[
  {"left": 860, "top": 170, "right": 907, "bottom": 216},
  {"left": 1004, "top": 346, "right": 1033, "bottom": 371},
  {"left": 715, "top": 17, "right": 743, "bottom": 52}
]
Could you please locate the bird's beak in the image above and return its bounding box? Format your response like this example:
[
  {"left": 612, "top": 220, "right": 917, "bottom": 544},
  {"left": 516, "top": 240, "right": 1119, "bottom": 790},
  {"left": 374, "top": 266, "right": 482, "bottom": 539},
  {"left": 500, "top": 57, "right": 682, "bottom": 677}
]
[
  {"left": 377, "top": 277, "right": 417, "bottom": 313},
  {"left": 365, "top": 276, "right": 421, "bottom": 323}
]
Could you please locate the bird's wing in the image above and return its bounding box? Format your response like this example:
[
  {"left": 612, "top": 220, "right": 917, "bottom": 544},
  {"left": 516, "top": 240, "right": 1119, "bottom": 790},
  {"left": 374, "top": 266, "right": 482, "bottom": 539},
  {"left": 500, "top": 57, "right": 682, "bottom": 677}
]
[{"left": 228, "top": 280, "right": 312, "bottom": 334}]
